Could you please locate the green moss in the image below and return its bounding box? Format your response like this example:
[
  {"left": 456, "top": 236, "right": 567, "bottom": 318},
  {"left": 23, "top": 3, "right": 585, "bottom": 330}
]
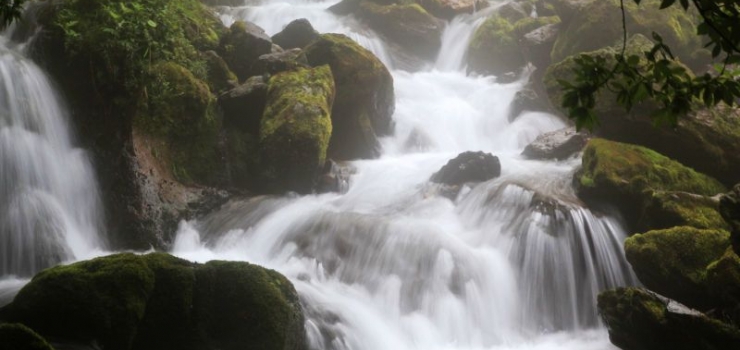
[
  {"left": 0, "top": 323, "right": 55, "bottom": 350},
  {"left": 625, "top": 226, "right": 730, "bottom": 308},
  {"left": 259, "top": 65, "right": 335, "bottom": 193},
  {"left": 136, "top": 62, "right": 222, "bottom": 184},
  {"left": 579, "top": 138, "right": 726, "bottom": 196},
  {"left": 551, "top": 0, "right": 705, "bottom": 68},
  {"left": 706, "top": 247, "right": 740, "bottom": 322},
  {"left": 643, "top": 191, "right": 729, "bottom": 230},
  {"left": 2, "top": 253, "right": 306, "bottom": 350}
]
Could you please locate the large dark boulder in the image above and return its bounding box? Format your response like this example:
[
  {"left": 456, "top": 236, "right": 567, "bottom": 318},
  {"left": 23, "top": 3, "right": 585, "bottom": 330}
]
[
  {"left": 598, "top": 288, "right": 740, "bottom": 350},
  {"left": 303, "top": 34, "right": 395, "bottom": 160},
  {"left": 431, "top": 151, "right": 501, "bottom": 186},
  {"left": 218, "top": 21, "right": 273, "bottom": 81},
  {"left": 356, "top": 2, "right": 444, "bottom": 61},
  {"left": 0, "top": 253, "right": 307, "bottom": 350},
  {"left": 259, "top": 66, "right": 335, "bottom": 194},
  {"left": 219, "top": 75, "right": 268, "bottom": 136},
  {"left": 271, "top": 18, "right": 320, "bottom": 50},
  {"left": 522, "top": 127, "right": 587, "bottom": 160}
]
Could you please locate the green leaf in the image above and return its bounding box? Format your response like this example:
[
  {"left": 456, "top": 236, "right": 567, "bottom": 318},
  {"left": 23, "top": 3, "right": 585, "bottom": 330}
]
[{"left": 147, "top": 20, "right": 158, "bottom": 28}]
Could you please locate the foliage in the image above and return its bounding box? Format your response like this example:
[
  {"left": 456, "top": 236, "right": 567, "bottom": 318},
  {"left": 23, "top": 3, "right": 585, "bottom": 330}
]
[
  {"left": 0, "top": 0, "right": 24, "bottom": 29},
  {"left": 559, "top": 0, "right": 740, "bottom": 130}
]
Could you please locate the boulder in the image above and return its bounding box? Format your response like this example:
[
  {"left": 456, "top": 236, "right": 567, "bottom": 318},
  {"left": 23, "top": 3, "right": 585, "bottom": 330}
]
[
  {"left": 203, "top": 50, "right": 238, "bottom": 93},
  {"left": 303, "top": 34, "right": 395, "bottom": 160},
  {"left": 417, "top": 0, "right": 489, "bottom": 20},
  {"left": 720, "top": 184, "right": 740, "bottom": 255},
  {"left": 356, "top": 2, "right": 444, "bottom": 61},
  {"left": 625, "top": 226, "right": 730, "bottom": 309},
  {"left": 521, "top": 22, "right": 560, "bottom": 70},
  {"left": 598, "top": 287, "right": 740, "bottom": 350},
  {"left": 431, "top": 151, "right": 501, "bottom": 186},
  {"left": 249, "top": 48, "right": 309, "bottom": 78},
  {"left": 271, "top": 18, "right": 320, "bottom": 50},
  {"left": 550, "top": 0, "right": 707, "bottom": 70},
  {"left": 259, "top": 66, "right": 335, "bottom": 194},
  {"left": 467, "top": 15, "right": 560, "bottom": 77},
  {"left": 0, "top": 253, "right": 307, "bottom": 350},
  {"left": 547, "top": 0, "right": 594, "bottom": 23},
  {"left": 218, "top": 21, "right": 273, "bottom": 81},
  {"left": 641, "top": 191, "right": 729, "bottom": 231},
  {"left": 521, "top": 127, "right": 587, "bottom": 160},
  {"left": 0, "top": 323, "right": 54, "bottom": 350},
  {"left": 706, "top": 247, "right": 740, "bottom": 324},
  {"left": 574, "top": 139, "right": 726, "bottom": 231}
]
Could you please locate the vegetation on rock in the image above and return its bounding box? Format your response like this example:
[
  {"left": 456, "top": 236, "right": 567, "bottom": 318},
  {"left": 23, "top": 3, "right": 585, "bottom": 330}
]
[{"left": 0, "top": 323, "right": 55, "bottom": 350}]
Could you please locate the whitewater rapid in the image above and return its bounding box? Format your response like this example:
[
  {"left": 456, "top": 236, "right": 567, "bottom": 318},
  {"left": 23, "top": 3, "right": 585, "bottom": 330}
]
[{"left": 172, "top": 1, "right": 637, "bottom": 349}]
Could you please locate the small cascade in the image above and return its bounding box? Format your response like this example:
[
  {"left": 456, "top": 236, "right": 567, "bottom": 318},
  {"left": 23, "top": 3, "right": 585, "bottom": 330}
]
[{"left": 0, "top": 38, "right": 104, "bottom": 277}]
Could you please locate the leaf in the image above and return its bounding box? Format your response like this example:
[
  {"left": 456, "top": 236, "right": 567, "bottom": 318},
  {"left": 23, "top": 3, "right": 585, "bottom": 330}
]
[
  {"left": 147, "top": 20, "right": 157, "bottom": 28},
  {"left": 659, "top": 0, "right": 675, "bottom": 9}
]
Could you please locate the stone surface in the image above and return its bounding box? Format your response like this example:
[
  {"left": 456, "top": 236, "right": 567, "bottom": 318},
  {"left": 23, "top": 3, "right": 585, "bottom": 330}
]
[
  {"left": 431, "top": 151, "right": 501, "bottom": 186},
  {"left": 271, "top": 18, "right": 320, "bottom": 50},
  {"left": 522, "top": 127, "right": 587, "bottom": 160}
]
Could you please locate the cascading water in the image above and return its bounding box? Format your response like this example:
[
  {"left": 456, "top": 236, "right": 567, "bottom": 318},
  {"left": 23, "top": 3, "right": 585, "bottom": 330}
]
[
  {"left": 0, "top": 35, "right": 105, "bottom": 278},
  {"left": 173, "top": 1, "right": 638, "bottom": 349}
]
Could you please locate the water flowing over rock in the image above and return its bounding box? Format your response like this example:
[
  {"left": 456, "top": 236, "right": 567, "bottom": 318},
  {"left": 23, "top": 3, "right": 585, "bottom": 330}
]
[
  {"left": 522, "top": 127, "right": 587, "bottom": 160},
  {"left": 430, "top": 151, "right": 501, "bottom": 186}
]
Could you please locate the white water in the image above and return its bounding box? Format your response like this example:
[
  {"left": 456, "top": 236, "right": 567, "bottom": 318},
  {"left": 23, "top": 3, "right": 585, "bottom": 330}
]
[
  {"left": 0, "top": 36, "right": 105, "bottom": 278},
  {"left": 173, "top": 1, "right": 637, "bottom": 349}
]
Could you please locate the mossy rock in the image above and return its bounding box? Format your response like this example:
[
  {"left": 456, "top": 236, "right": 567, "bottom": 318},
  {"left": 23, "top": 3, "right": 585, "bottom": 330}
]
[
  {"left": 416, "top": 0, "right": 488, "bottom": 19},
  {"left": 625, "top": 226, "right": 730, "bottom": 309},
  {"left": 0, "top": 253, "right": 306, "bottom": 350},
  {"left": 706, "top": 247, "right": 740, "bottom": 325},
  {"left": 641, "top": 191, "right": 729, "bottom": 231},
  {"left": 720, "top": 184, "right": 740, "bottom": 255},
  {"left": 550, "top": 0, "right": 708, "bottom": 70},
  {"left": 467, "top": 15, "right": 560, "bottom": 77},
  {"left": 302, "top": 34, "right": 395, "bottom": 160},
  {"left": 136, "top": 62, "right": 223, "bottom": 185},
  {"left": 357, "top": 2, "right": 443, "bottom": 60},
  {"left": 259, "top": 65, "right": 335, "bottom": 194},
  {"left": 218, "top": 20, "right": 273, "bottom": 82},
  {"left": 598, "top": 287, "right": 740, "bottom": 350},
  {"left": 0, "top": 323, "right": 55, "bottom": 350},
  {"left": 575, "top": 138, "right": 726, "bottom": 230}
]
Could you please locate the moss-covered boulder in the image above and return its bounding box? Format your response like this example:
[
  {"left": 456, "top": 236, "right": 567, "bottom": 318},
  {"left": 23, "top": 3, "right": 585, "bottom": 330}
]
[
  {"left": 598, "top": 287, "right": 740, "bottom": 350},
  {"left": 641, "top": 191, "right": 729, "bottom": 231},
  {"left": 706, "top": 247, "right": 740, "bottom": 325},
  {"left": 550, "top": 0, "right": 707, "bottom": 70},
  {"left": 303, "top": 34, "right": 395, "bottom": 160},
  {"left": 625, "top": 227, "right": 730, "bottom": 309},
  {"left": 203, "top": 50, "right": 238, "bottom": 93},
  {"left": 0, "top": 253, "right": 306, "bottom": 350},
  {"left": 357, "top": 2, "right": 444, "bottom": 60},
  {"left": 259, "top": 66, "right": 335, "bottom": 194},
  {"left": 218, "top": 20, "right": 273, "bottom": 81},
  {"left": 575, "top": 139, "right": 726, "bottom": 231},
  {"left": 0, "top": 323, "right": 55, "bottom": 350},
  {"left": 467, "top": 15, "right": 560, "bottom": 77}
]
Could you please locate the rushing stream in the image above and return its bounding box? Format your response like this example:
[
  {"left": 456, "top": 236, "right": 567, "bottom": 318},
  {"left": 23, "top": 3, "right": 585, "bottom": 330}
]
[{"left": 0, "top": 0, "right": 639, "bottom": 349}]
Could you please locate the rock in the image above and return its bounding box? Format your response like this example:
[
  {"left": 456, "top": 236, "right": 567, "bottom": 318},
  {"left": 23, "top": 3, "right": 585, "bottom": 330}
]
[
  {"left": 550, "top": 0, "right": 707, "bottom": 70},
  {"left": 303, "top": 34, "right": 395, "bottom": 160},
  {"left": 574, "top": 139, "right": 726, "bottom": 231},
  {"left": 417, "top": 0, "right": 489, "bottom": 20},
  {"left": 641, "top": 191, "right": 729, "bottom": 231},
  {"left": 218, "top": 21, "right": 273, "bottom": 81},
  {"left": 625, "top": 226, "right": 730, "bottom": 309},
  {"left": 598, "top": 287, "right": 740, "bottom": 350},
  {"left": 259, "top": 66, "right": 335, "bottom": 194},
  {"left": 271, "top": 18, "right": 320, "bottom": 50},
  {"left": 720, "top": 184, "right": 740, "bottom": 255},
  {"left": 522, "top": 127, "right": 587, "bottom": 160},
  {"left": 467, "top": 15, "right": 560, "bottom": 77},
  {"left": 249, "top": 48, "right": 309, "bottom": 77},
  {"left": 0, "top": 323, "right": 54, "bottom": 350},
  {"left": 706, "top": 247, "right": 740, "bottom": 325},
  {"left": 356, "top": 2, "right": 444, "bottom": 61},
  {"left": 508, "top": 86, "right": 550, "bottom": 121},
  {"left": 496, "top": 1, "right": 529, "bottom": 22},
  {"left": 431, "top": 151, "right": 501, "bottom": 186},
  {"left": 0, "top": 253, "right": 307, "bottom": 350},
  {"left": 328, "top": 0, "right": 359, "bottom": 15},
  {"left": 219, "top": 75, "right": 268, "bottom": 136},
  {"left": 521, "top": 22, "right": 560, "bottom": 70},
  {"left": 203, "top": 50, "right": 238, "bottom": 93},
  {"left": 316, "top": 160, "right": 354, "bottom": 194},
  {"left": 547, "top": 0, "right": 594, "bottom": 23},
  {"left": 200, "top": 0, "right": 244, "bottom": 6}
]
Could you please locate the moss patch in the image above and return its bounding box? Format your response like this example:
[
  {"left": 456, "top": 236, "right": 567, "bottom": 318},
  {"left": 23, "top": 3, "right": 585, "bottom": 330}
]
[
  {"left": 0, "top": 323, "right": 55, "bottom": 350},
  {"left": 625, "top": 226, "right": 730, "bottom": 309},
  {"left": 259, "top": 65, "right": 335, "bottom": 193}
]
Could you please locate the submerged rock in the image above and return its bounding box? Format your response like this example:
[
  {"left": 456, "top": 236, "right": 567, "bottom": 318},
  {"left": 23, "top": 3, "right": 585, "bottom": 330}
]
[
  {"left": 0, "top": 253, "right": 306, "bottom": 350},
  {"left": 259, "top": 65, "right": 335, "bottom": 194},
  {"left": 271, "top": 18, "right": 320, "bottom": 50},
  {"left": 598, "top": 287, "right": 740, "bottom": 350},
  {"left": 431, "top": 151, "right": 501, "bottom": 186},
  {"left": 303, "top": 34, "right": 395, "bottom": 160},
  {"left": 522, "top": 127, "right": 587, "bottom": 160}
]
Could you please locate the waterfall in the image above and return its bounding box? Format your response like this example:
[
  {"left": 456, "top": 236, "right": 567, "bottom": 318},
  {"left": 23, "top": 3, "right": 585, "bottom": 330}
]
[
  {"left": 0, "top": 36, "right": 104, "bottom": 278},
  {"left": 172, "top": 1, "right": 638, "bottom": 349}
]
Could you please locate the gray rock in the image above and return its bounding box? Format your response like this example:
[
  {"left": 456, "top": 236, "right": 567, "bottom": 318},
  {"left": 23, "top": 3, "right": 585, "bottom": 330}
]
[{"left": 522, "top": 127, "right": 588, "bottom": 160}]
